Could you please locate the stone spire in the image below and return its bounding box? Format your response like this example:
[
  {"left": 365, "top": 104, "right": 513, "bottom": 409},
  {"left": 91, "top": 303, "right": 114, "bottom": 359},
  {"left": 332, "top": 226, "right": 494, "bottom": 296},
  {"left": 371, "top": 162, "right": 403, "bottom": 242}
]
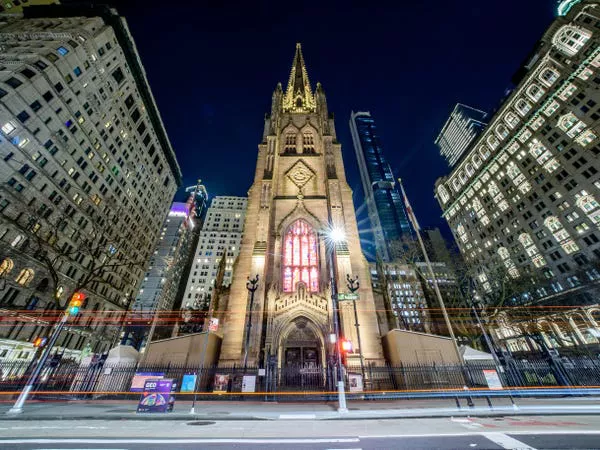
[{"left": 283, "top": 43, "right": 316, "bottom": 113}]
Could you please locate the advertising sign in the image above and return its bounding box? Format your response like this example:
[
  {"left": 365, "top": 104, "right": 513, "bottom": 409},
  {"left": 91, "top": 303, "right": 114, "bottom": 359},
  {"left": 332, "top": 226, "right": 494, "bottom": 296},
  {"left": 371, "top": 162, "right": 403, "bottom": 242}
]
[
  {"left": 242, "top": 375, "right": 256, "bottom": 393},
  {"left": 208, "top": 318, "right": 219, "bottom": 332},
  {"left": 181, "top": 374, "right": 197, "bottom": 393},
  {"left": 483, "top": 369, "right": 503, "bottom": 390},
  {"left": 348, "top": 373, "right": 363, "bottom": 392},
  {"left": 213, "top": 374, "right": 229, "bottom": 393},
  {"left": 130, "top": 372, "right": 164, "bottom": 392},
  {"left": 137, "top": 378, "right": 173, "bottom": 413}
]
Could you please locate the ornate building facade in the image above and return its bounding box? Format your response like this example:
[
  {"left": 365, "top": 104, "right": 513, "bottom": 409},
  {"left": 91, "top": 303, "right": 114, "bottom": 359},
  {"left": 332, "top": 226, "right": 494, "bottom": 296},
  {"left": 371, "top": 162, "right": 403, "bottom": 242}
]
[{"left": 218, "top": 45, "right": 384, "bottom": 371}]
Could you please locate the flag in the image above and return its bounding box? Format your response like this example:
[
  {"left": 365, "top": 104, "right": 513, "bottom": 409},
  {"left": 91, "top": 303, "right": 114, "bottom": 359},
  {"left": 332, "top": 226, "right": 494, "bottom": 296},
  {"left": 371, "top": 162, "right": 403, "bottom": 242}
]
[{"left": 398, "top": 179, "right": 421, "bottom": 231}]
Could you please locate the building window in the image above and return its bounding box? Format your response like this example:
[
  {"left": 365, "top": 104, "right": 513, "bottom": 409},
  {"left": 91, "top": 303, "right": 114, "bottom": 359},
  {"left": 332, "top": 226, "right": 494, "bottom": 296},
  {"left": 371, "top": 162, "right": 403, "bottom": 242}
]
[
  {"left": 302, "top": 132, "right": 315, "bottom": 154},
  {"left": 539, "top": 67, "right": 559, "bottom": 87},
  {"left": 282, "top": 219, "right": 319, "bottom": 293},
  {"left": 515, "top": 98, "right": 532, "bottom": 117},
  {"left": 15, "top": 268, "right": 34, "bottom": 286},
  {"left": 284, "top": 133, "right": 296, "bottom": 154},
  {"left": 552, "top": 25, "right": 591, "bottom": 56},
  {"left": 0, "top": 258, "right": 14, "bottom": 276},
  {"left": 495, "top": 124, "right": 509, "bottom": 139},
  {"left": 57, "top": 46, "right": 69, "bottom": 56},
  {"left": 525, "top": 83, "right": 545, "bottom": 102}
]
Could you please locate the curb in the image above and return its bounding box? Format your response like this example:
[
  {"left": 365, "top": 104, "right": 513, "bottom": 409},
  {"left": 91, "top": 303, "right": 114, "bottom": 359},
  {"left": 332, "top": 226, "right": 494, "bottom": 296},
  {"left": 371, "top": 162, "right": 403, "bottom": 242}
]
[{"left": 2, "top": 408, "right": 600, "bottom": 421}]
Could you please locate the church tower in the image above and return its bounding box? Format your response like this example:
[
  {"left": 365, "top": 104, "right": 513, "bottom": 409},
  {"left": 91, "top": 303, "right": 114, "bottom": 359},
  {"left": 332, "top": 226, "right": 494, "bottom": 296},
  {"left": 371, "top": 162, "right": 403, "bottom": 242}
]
[{"left": 218, "top": 44, "right": 385, "bottom": 373}]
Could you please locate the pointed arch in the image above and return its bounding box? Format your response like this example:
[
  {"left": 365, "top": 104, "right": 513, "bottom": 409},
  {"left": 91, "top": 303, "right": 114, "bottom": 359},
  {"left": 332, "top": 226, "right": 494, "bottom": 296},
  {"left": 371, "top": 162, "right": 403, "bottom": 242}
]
[{"left": 282, "top": 219, "right": 320, "bottom": 293}]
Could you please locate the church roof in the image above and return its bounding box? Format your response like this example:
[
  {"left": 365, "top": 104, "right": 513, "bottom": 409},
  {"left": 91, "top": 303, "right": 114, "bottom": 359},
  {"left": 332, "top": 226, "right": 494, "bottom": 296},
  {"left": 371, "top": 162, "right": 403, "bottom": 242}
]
[{"left": 283, "top": 43, "right": 316, "bottom": 113}]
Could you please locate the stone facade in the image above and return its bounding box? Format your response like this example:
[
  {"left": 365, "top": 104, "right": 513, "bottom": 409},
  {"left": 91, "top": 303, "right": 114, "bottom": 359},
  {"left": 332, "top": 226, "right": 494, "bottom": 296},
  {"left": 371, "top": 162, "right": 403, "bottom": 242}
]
[
  {"left": 435, "top": 1, "right": 600, "bottom": 300},
  {"left": 0, "top": 6, "right": 180, "bottom": 361},
  {"left": 218, "top": 44, "right": 384, "bottom": 370}
]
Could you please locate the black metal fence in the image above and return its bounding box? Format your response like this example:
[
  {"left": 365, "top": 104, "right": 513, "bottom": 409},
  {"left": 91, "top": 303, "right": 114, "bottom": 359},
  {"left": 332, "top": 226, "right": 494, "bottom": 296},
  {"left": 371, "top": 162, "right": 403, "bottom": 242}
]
[{"left": 1, "top": 355, "right": 600, "bottom": 401}]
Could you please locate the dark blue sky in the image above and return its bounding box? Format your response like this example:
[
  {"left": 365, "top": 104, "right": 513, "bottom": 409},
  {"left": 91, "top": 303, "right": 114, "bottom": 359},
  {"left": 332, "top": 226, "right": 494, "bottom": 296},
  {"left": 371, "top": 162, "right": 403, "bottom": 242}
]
[{"left": 120, "top": 0, "right": 557, "bottom": 235}]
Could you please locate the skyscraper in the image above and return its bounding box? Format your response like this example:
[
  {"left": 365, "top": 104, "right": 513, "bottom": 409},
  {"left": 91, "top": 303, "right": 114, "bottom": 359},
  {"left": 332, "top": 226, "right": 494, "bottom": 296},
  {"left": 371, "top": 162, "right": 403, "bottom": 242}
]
[
  {"left": 218, "top": 45, "right": 384, "bottom": 371},
  {"left": 125, "top": 200, "right": 196, "bottom": 349},
  {"left": 435, "top": 103, "right": 488, "bottom": 168},
  {"left": 0, "top": 4, "right": 181, "bottom": 360},
  {"left": 349, "top": 111, "right": 411, "bottom": 262},
  {"left": 435, "top": 0, "right": 600, "bottom": 316},
  {"left": 183, "top": 196, "right": 247, "bottom": 307}
]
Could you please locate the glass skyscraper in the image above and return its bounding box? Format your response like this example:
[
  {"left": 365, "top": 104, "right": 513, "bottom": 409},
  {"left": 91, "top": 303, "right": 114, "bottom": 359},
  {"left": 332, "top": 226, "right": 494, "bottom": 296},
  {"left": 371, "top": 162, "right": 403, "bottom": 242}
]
[
  {"left": 434, "top": 103, "right": 487, "bottom": 168},
  {"left": 350, "top": 111, "right": 411, "bottom": 262}
]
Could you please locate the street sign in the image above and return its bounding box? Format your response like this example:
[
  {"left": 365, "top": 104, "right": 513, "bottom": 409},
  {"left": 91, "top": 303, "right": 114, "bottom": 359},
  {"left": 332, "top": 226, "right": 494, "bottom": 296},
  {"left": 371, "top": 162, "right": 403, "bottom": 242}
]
[{"left": 337, "top": 293, "right": 359, "bottom": 301}]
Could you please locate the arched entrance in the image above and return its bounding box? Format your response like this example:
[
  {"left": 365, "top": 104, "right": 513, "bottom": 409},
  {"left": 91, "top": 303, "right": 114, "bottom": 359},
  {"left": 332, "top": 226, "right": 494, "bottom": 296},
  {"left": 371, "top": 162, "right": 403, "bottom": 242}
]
[{"left": 279, "top": 317, "right": 326, "bottom": 389}]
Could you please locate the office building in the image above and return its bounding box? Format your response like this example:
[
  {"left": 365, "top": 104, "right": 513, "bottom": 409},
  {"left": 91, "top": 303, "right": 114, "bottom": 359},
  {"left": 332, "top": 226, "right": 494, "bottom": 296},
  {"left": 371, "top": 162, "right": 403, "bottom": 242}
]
[
  {"left": 350, "top": 111, "right": 411, "bottom": 261},
  {"left": 182, "top": 196, "right": 247, "bottom": 309},
  {"left": 435, "top": 1, "right": 600, "bottom": 310},
  {"left": 0, "top": 5, "right": 181, "bottom": 361},
  {"left": 435, "top": 103, "right": 488, "bottom": 168}
]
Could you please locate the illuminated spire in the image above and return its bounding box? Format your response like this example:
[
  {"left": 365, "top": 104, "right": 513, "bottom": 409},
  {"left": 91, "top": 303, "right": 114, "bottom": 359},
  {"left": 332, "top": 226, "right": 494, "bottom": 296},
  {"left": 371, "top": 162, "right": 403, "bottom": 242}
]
[
  {"left": 283, "top": 43, "right": 316, "bottom": 113},
  {"left": 557, "top": 0, "right": 582, "bottom": 16}
]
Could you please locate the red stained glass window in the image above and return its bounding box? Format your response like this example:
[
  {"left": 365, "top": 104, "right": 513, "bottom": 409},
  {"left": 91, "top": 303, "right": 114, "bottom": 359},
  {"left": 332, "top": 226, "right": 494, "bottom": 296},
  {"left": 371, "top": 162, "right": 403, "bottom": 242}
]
[{"left": 282, "top": 219, "right": 319, "bottom": 292}]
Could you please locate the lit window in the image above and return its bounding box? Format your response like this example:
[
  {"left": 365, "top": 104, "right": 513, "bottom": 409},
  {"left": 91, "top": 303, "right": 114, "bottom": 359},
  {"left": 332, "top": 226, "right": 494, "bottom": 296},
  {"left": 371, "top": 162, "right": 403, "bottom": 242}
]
[
  {"left": 515, "top": 98, "right": 532, "bottom": 117},
  {"left": 15, "top": 268, "right": 34, "bottom": 286},
  {"left": 57, "top": 46, "right": 69, "bottom": 56},
  {"left": 504, "top": 112, "right": 520, "bottom": 129},
  {"left": 282, "top": 219, "right": 319, "bottom": 293},
  {"left": 2, "top": 122, "right": 16, "bottom": 134},
  {"left": 552, "top": 25, "right": 591, "bottom": 56},
  {"left": 0, "top": 258, "right": 14, "bottom": 276},
  {"left": 539, "top": 67, "right": 559, "bottom": 86},
  {"left": 525, "top": 83, "right": 545, "bottom": 102}
]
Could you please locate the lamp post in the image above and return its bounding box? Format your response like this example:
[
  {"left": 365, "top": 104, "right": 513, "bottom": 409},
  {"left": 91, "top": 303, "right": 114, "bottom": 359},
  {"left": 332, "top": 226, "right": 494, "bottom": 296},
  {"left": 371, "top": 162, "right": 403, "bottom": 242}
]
[
  {"left": 346, "top": 274, "right": 365, "bottom": 383},
  {"left": 243, "top": 275, "right": 259, "bottom": 372},
  {"left": 325, "top": 226, "right": 348, "bottom": 413}
]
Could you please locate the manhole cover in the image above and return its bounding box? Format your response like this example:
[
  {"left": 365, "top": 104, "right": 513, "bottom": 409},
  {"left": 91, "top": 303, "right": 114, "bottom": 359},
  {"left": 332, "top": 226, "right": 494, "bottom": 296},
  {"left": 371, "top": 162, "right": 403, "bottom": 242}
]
[{"left": 187, "top": 421, "right": 216, "bottom": 426}]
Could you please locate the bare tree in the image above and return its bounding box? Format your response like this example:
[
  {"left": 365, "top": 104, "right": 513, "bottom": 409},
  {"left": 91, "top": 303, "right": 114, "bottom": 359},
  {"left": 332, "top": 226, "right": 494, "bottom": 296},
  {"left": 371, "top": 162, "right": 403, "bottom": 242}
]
[{"left": 0, "top": 185, "right": 150, "bottom": 349}]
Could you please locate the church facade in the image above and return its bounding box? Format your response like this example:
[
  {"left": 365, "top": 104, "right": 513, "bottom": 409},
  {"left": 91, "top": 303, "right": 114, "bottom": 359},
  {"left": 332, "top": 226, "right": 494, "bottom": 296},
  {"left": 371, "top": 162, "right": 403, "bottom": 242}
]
[{"left": 218, "top": 44, "right": 385, "bottom": 373}]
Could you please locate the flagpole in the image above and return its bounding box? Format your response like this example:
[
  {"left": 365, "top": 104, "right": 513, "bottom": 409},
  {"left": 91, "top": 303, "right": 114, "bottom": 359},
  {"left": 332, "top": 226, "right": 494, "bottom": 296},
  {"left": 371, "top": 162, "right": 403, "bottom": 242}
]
[{"left": 397, "top": 178, "right": 465, "bottom": 366}]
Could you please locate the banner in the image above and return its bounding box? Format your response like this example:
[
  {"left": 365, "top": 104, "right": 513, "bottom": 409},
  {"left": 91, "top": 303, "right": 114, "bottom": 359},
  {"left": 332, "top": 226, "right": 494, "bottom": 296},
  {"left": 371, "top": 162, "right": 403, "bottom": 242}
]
[
  {"left": 213, "top": 374, "right": 229, "bottom": 393},
  {"left": 242, "top": 375, "right": 256, "bottom": 393},
  {"left": 348, "top": 373, "right": 363, "bottom": 392},
  {"left": 483, "top": 369, "right": 503, "bottom": 390},
  {"left": 180, "top": 374, "right": 197, "bottom": 393},
  {"left": 130, "top": 372, "right": 164, "bottom": 392},
  {"left": 137, "top": 378, "right": 173, "bottom": 413}
]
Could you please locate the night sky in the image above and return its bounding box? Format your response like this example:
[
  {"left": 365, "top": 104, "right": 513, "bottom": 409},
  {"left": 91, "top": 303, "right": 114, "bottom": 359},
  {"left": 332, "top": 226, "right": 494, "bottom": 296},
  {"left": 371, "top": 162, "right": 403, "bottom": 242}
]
[{"left": 118, "top": 0, "right": 557, "bottom": 236}]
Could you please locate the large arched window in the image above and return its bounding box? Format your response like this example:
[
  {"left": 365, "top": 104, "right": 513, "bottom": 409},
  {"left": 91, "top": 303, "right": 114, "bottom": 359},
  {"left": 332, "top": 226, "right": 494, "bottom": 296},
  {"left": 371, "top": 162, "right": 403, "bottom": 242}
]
[
  {"left": 552, "top": 25, "right": 591, "bottom": 56},
  {"left": 282, "top": 220, "right": 319, "bottom": 293}
]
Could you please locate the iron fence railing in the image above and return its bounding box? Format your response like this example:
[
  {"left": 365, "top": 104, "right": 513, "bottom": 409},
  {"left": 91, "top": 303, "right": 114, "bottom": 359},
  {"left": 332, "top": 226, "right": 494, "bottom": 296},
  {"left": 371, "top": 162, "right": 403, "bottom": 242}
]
[{"left": 1, "top": 355, "right": 600, "bottom": 401}]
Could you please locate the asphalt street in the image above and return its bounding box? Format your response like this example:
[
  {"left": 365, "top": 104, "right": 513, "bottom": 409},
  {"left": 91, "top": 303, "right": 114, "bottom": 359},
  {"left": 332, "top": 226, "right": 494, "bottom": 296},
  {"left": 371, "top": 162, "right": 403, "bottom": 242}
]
[
  {"left": 2, "top": 433, "right": 600, "bottom": 449},
  {"left": 0, "top": 415, "right": 599, "bottom": 449}
]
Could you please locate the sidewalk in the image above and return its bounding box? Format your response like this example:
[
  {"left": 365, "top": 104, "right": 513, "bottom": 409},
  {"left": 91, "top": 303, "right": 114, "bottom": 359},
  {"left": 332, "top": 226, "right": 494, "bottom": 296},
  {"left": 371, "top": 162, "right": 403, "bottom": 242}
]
[{"left": 1, "top": 396, "right": 600, "bottom": 421}]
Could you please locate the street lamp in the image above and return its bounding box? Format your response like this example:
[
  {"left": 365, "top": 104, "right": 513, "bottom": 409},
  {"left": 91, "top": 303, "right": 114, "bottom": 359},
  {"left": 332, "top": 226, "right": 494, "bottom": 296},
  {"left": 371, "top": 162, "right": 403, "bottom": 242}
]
[
  {"left": 243, "top": 274, "right": 259, "bottom": 372},
  {"left": 346, "top": 274, "right": 365, "bottom": 384},
  {"left": 325, "top": 225, "right": 348, "bottom": 413}
]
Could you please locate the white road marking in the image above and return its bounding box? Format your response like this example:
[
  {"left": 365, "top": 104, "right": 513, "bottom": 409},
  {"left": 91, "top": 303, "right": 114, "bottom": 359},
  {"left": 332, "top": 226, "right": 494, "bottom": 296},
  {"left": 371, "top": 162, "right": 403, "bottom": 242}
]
[
  {"left": 279, "top": 414, "right": 317, "bottom": 419},
  {"left": 481, "top": 432, "right": 537, "bottom": 450},
  {"left": 0, "top": 438, "right": 361, "bottom": 444}
]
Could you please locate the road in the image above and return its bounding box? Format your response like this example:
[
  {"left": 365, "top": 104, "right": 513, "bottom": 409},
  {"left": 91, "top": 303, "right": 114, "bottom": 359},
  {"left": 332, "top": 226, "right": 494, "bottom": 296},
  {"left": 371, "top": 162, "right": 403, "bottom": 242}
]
[{"left": 0, "top": 415, "right": 600, "bottom": 448}]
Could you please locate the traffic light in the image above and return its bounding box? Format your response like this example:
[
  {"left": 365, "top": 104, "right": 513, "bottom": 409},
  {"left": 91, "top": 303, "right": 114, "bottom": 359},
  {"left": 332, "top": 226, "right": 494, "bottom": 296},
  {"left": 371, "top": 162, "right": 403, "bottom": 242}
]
[
  {"left": 68, "top": 292, "right": 86, "bottom": 316},
  {"left": 33, "top": 336, "right": 48, "bottom": 348},
  {"left": 340, "top": 339, "right": 353, "bottom": 365},
  {"left": 341, "top": 339, "right": 353, "bottom": 353}
]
